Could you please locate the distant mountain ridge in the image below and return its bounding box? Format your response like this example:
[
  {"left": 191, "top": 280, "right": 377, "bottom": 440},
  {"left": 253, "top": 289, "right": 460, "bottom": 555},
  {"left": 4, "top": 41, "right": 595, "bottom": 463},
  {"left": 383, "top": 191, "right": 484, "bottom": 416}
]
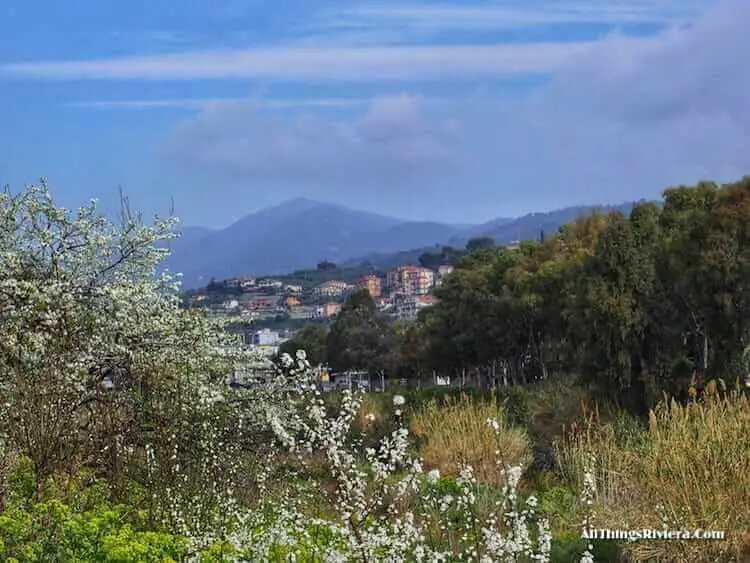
[
  {"left": 453, "top": 201, "right": 643, "bottom": 245},
  {"left": 164, "top": 198, "right": 647, "bottom": 289}
]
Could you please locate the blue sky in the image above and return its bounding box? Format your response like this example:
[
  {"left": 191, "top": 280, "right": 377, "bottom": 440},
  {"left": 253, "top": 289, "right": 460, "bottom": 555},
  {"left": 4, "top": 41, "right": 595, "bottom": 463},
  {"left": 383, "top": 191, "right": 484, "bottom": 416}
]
[{"left": 1, "top": 0, "right": 747, "bottom": 228}]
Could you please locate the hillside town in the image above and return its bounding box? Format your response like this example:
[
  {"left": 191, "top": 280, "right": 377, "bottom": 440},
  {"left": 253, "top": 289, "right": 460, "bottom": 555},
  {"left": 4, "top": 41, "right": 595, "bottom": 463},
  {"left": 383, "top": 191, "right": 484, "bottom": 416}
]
[
  {"left": 183, "top": 263, "right": 452, "bottom": 323},
  {"left": 179, "top": 263, "right": 449, "bottom": 363}
]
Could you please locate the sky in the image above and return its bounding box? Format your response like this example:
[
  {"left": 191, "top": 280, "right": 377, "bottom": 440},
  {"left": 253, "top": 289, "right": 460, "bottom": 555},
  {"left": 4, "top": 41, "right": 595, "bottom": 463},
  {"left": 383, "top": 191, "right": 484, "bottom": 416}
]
[{"left": 1, "top": 0, "right": 748, "bottom": 228}]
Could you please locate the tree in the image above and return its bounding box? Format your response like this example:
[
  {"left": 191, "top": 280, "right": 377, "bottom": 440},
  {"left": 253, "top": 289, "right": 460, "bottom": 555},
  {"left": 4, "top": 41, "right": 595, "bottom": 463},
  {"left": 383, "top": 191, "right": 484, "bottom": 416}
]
[
  {"left": 415, "top": 177, "right": 750, "bottom": 414},
  {"left": 326, "top": 289, "right": 394, "bottom": 374},
  {"left": 440, "top": 245, "right": 463, "bottom": 265},
  {"left": 0, "top": 181, "right": 239, "bottom": 499},
  {"left": 278, "top": 324, "right": 328, "bottom": 366},
  {"left": 418, "top": 250, "right": 443, "bottom": 270},
  {"left": 317, "top": 260, "right": 337, "bottom": 271},
  {"left": 390, "top": 321, "right": 428, "bottom": 379},
  {"left": 466, "top": 236, "right": 495, "bottom": 253}
]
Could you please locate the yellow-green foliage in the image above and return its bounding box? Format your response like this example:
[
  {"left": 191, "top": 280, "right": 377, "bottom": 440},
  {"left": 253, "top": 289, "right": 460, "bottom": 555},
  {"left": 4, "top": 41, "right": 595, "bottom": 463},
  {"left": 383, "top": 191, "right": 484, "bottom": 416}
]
[
  {"left": 411, "top": 393, "right": 531, "bottom": 486},
  {"left": 0, "top": 499, "right": 189, "bottom": 562},
  {"left": 557, "top": 387, "right": 750, "bottom": 562}
]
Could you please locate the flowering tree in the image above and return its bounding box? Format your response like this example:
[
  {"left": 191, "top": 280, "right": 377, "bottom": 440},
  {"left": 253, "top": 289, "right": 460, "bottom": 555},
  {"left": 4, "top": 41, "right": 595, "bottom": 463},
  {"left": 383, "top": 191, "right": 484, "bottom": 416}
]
[{"left": 0, "top": 181, "right": 241, "bottom": 503}]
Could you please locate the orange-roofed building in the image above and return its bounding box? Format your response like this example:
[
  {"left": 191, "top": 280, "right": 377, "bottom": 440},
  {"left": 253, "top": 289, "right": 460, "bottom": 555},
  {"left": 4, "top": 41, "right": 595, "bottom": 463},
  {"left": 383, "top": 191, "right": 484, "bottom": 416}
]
[
  {"left": 387, "top": 265, "right": 435, "bottom": 296},
  {"left": 321, "top": 302, "right": 342, "bottom": 318},
  {"left": 358, "top": 274, "right": 382, "bottom": 298}
]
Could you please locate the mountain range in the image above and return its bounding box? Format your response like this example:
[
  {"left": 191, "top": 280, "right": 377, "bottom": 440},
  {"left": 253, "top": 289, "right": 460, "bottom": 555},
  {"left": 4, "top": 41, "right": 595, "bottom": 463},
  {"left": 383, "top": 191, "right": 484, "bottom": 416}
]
[{"left": 164, "top": 197, "right": 644, "bottom": 289}]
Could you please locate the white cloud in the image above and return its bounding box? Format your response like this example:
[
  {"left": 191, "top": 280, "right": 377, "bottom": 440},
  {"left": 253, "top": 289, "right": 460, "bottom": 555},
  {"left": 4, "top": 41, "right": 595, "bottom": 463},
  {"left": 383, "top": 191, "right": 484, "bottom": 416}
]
[
  {"left": 162, "top": 0, "right": 750, "bottom": 222},
  {"left": 313, "top": 1, "right": 709, "bottom": 35},
  {"left": 289, "top": 1, "right": 710, "bottom": 49},
  {"left": 1, "top": 41, "right": 610, "bottom": 81},
  {"left": 63, "top": 98, "right": 368, "bottom": 110},
  {"left": 164, "top": 93, "right": 462, "bottom": 193}
]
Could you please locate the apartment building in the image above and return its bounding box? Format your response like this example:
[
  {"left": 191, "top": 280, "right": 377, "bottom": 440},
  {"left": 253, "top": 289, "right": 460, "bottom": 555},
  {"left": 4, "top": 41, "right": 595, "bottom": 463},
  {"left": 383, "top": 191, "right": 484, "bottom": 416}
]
[
  {"left": 284, "top": 296, "right": 301, "bottom": 308},
  {"left": 358, "top": 274, "right": 382, "bottom": 298},
  {"left": 392, "top": 295, "right": 438, "bottom": 321},
  {"left": 252, "top": 328, "right": 282, "bottom": 346},
  {"left": 289, "top": 305, "right": 317, "bottom": 320},
  {"left": 257, "top": 278, "right": 283, "bottom": 289},
  {"left": 387, "top": 265, "right": 435, "bottom": 296},
  {"left": 284, "top": 284, "right": 303, "bottom": 295},
  {"left": 314, "top": 280, "right": 349, "bottom": 298}
]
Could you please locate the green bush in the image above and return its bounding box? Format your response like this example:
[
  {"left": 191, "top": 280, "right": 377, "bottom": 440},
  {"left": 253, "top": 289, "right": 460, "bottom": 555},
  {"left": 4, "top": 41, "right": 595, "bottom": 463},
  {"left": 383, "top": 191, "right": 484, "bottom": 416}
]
[
  {"left": 538, "top": 486, "right": 578, "bottom": 528},
  {"left": 550, "top": 532, "right": 623, "bottom": 562},
  {"left": 0, "top": 500, "right": 188, "bottom": 562}
]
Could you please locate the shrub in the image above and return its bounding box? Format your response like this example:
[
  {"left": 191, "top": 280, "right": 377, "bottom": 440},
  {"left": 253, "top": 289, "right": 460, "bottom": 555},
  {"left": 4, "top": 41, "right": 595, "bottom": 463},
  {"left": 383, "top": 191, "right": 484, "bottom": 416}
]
[
  {"left": 537, "top": 486, "right": 579, "bottom": 532},
  {"left": 0, "top": 499, "right": 189, "bottom": 562},
  {"left": 549, "top": 533, "right": 624, "bottom": 563}
]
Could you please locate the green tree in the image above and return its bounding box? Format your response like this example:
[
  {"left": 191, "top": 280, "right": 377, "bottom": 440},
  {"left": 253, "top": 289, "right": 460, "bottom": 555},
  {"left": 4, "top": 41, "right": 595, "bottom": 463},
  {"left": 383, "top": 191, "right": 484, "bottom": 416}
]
[
  {"left": 326, "top": 289, "right": 394, "bottom": 374},
  {"left": 278, "top": 324, "right": 328, "bottom": 366},
  {"left": 418, "top": 250, "right": 443, "bottom": 270},
  {"left": 466, "top": 236, "right": 496, "bottom": 253},
  {"left": 391, "top": 321, "right": 429, "bottom": 379}
]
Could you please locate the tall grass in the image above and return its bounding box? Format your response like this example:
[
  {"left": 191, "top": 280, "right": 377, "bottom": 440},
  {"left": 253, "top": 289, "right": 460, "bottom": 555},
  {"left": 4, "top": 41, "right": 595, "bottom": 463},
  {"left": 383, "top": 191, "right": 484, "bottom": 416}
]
[
  {"left": 410, "top": 393, "right": 531, "bottom": 486},
  {"left": 556, "top": 387, "right": 750, "bottom": 562},
  {"left": 554, "top": 404, "right": 645, "bottom": 508}
]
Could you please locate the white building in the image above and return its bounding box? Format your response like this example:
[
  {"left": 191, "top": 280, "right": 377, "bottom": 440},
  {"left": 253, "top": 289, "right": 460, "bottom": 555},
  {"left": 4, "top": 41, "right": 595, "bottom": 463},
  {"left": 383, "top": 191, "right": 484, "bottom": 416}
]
[
  {"left": 252, "top": 328, "right": 282, "bottom": 346},
  {"left": 314, "top": 280, "right": 349, "bottom": 298},
  {"left": 257, "top": 278, "right": 283, "bottom": 289}
]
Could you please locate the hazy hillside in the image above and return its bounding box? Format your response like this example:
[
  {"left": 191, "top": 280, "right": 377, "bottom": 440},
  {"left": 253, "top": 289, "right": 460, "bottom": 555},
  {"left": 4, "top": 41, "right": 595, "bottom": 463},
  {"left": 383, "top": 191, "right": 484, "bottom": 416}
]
[
  {"left": 345, "top": 202, "right": 644, "bottom": 271},
  {"left": 166, "top": 198, "right": 647, "bottom": 288},
  {"left": 451, "top": 201, "right": 643, "bottom": 246},
  {"left": 164, "top": 199, "right": 462, "bottom": 288}
]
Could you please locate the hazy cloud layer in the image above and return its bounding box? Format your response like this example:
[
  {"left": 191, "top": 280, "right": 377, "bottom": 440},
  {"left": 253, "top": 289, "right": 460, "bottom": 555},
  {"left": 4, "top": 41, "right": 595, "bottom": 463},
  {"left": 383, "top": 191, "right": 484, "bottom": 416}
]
[
  {"left": 162, "top": 0, "right": 749, "bottom": 220},
  {"left": 165, "top": 95, "right": 462, "bottom": 192},
  {"left": 310, "top": 1, "right": 707, "bottom": 35},
  {"left": 64, "top": 98, "right": 369, "bottom": 111},
  {"left": 1, "top": 42, "right": 599, "bottom": 82}
]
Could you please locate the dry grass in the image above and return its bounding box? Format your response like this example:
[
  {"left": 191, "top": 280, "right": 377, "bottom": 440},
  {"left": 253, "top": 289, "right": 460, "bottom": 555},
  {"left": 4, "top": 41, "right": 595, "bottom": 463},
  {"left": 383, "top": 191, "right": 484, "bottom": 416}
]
[
  {"left": 520, "top": 376, "right": 599, "bottom": 446},
  {"left": 556, "top": 388, "right": 750, "bottom": 562},
  {"left": 554, "top": 404, "right": 644, "bottom": 508},
  {"left": 410, "top": 393, "right": 531, "bottom": 486}
]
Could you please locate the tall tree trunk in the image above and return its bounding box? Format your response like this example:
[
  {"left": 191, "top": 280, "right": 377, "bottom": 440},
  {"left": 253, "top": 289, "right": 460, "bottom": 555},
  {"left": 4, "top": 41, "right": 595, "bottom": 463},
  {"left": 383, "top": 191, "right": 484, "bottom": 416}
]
[{"left": 703, "top": 331, "right": 709, "bottom": 373}]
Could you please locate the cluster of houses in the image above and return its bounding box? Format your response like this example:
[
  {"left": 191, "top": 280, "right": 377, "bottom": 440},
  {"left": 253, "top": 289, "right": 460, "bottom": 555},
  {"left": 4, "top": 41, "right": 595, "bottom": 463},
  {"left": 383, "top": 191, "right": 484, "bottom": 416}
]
[{"left": 189, "top": 264, "right": 455, "bottom": 323}]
